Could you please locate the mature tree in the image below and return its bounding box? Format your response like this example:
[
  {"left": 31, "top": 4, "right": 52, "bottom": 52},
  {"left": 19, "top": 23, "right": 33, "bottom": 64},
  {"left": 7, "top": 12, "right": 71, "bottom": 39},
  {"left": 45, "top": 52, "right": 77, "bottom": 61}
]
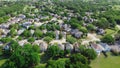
[
  {"left": 79, "top": 45, "right": 86, "bottom": 54},
  {"left": 66, "top": 36, "right": 77, "bottom": 44},
  {"left": 34, "top": 29, "right": 43, "bottom": 38},
  {"left": 45, "top": 32, "right": 56, "bottom": 39},
  {"left": 0, "top": 37, "right": 12, "bottom": 43},
  {"left": 1, "top": 60, "right": 16, "bottom": 68},
  {"left": 84, "top": 49, "right": 97, "bottom": 60},
  {"left": 32, "top": 44, "right": 40, "bottom": 53},
  {"left": 65, "top": 53, "right": 91, "bottom": 68},
  {"left": 2, "top": 44, "right": 40, "bottom": 68},
  {"left": 101, "top": 35, "right": 115, "bottom": 44},
  {"left": 9, "top": 24, "right": 20, "bottom": 30},
  {"left": 87, "top": 24, "right": 96, "bottom": 31},
  {"left": 45, "top": 45, "right": 61, "bottom": 58},
  {"left": 9, "top": 28, "right": 17, "bottom": 37},
  {"left": 79, "top": 27, "right": 88, "bottom": 34},
  {"left": 70, "top": 54, "right": 88, "bottom": 64},
  {"left": 44, "top": 36, "right": 53, "bottom": 43},
  {"left": 46, "top": 59, "right": 65, "bottom": 68},
  {"left": 46, "top": 60, "right": 57, "bottom": 68},
  {"left": 79, "top": 45, "right": 97, "bottom": 63},
  {"left": 21, "top": 29, "right": 31, "bottom": 38},
  {"left": 97, "top": 18, "right": 109, "bottom": 29},
  {"left": 28, "top": 37, "right": 35, "bottom": 43}
]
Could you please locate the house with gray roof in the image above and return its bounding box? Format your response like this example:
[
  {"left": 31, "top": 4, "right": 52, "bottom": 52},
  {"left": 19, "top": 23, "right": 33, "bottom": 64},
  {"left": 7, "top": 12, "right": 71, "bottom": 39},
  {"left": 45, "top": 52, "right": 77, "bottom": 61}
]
[
  {"left": 70, "top": 29, "right": 83, "bottom": 38},
  {"left": 100, "top": 43, "right": 111, "bottom": 52}
]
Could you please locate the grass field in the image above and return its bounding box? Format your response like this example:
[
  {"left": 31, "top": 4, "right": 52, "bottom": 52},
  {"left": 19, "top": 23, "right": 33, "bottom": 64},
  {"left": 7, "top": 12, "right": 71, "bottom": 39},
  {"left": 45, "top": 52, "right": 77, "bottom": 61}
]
[{"left": 91, "top": 53, "right": 120, "bottom": 68}]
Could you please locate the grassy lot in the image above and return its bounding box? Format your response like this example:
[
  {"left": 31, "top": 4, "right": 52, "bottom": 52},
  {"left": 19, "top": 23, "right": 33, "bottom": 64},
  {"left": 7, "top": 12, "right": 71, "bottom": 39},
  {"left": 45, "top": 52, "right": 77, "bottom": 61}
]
[{"left": 91, "top": 53, "right": 120, "bottom": 68}]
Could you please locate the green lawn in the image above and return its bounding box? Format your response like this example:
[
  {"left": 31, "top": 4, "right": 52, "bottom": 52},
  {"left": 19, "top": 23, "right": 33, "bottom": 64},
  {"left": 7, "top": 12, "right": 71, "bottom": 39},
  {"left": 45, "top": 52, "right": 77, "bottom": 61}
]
[
  {"left": 105, "top": 29, "right": 116, "bottom": 35},
  {"left": 91, "top": 53, "right": 120, "bottom": 68},
  {"left": 0, "top": 59, "right": 7, "bottom": 67}
]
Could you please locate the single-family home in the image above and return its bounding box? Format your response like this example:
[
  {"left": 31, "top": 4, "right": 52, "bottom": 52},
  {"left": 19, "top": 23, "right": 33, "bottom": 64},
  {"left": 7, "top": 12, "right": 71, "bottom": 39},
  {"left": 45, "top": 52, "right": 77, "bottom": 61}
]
[
  {"left": 39, "top": 42, "right": 48, "bottom": 52},
  {"left": 17, "top": 28, "right": 25, "bottom": 35},
  {"left": 18, "top": 39, "right": 29, "bottom": 46},
  {"left": 18, "top": 14, "right": 26, "bottom": 19},
  {"left": 96, "top": 28, "right": 105, "bottom": 35},
  {"left": 58, "top": 43, "right": 65, "bottom": 50},
  {"left": 70, "top": 29, "right": 83, "bottom": 38},
  {"left": 62, "top": 24, "right": 71, "bottom": 32},
  {"left": 90, "top": 43, "right": 104, "bottom": 55},
  {"left": 64, "top": 42, "right": 73, "bottom": 51},
  {"left": 22, "top": 22, "right": 32, "bottom": 29},
  {"left": 99, "top": 43, "right": 111, "bottom": 52}
]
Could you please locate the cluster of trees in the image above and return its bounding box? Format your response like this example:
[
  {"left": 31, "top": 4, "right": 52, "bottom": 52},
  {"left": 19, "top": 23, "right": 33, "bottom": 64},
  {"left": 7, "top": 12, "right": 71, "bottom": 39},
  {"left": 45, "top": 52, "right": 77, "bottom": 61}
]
[
  {"left": 66, "top": 35, "right": 77, "bottom": 44},
  {"left": 39, "top": 22, "right": 60, "bottom": 31},
  {"left": 0, "top": 16, "right": 10, "bottom": 24},
  {"left": 0, "top": 3, "right": 24, "bottom": 23},
  {"left": 44, "top": 45, "right": 97, "bottom": 68},
  {"left": 33, "top": 29, "right": 43, "bottom": 39},
  {"left": 0, "top": 39, "right": 97, "bottom": 68},
  {"left": 101, "top": 35, "right": 115, "bottom": 44},
  {"left": 0, "top": 37, "right": 13, "bottom": 43},
  {"left": 1, "top": 41, "right": 40, "bottom": 68}
]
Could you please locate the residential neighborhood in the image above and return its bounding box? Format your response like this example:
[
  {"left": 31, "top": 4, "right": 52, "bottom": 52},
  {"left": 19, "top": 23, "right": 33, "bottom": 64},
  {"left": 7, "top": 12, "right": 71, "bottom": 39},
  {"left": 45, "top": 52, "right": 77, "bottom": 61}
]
[{"left": 0, "top": 0, "right": 120, "bottom": 68}]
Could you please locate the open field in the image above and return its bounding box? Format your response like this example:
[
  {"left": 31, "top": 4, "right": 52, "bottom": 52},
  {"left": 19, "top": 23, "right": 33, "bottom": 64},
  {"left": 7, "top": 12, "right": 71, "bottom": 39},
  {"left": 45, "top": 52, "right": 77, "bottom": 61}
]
[{"left": 91, "top": 53, "right": 120, "bottom": 68}]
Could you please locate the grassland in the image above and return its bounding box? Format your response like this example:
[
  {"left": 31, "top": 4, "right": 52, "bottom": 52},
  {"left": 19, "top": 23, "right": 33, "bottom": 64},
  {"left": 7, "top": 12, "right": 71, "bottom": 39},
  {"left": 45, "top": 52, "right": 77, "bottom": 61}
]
[{"left": 91, "top": 53, "right": 120, "bottom": 68}]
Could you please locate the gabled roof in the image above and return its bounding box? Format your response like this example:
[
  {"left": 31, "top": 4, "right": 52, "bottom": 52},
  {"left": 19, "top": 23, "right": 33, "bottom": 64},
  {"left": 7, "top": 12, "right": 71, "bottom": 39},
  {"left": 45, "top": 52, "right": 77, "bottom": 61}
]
[{"left": 91, "top": 43, "right": 104, "bottom": 51}]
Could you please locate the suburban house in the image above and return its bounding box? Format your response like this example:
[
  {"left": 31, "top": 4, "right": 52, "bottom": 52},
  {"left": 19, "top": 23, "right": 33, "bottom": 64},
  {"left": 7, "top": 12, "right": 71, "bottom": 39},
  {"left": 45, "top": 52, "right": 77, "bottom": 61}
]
[
  {"left": 99, "top": 43, "right": 111, "bottom": 52},
  {"left": 61, "top": 24, "right": 71, "bottom": 32},
  {"left": 70, "top": 29, "right": 83, "bottom": 38},
  {"left": 17, "top": 28, "right": 25, "bottom": 35},
  {"left": 18, "top": 39, "right": 29, "bottom": 46},
  {"left": 90, "top": 43, "right": 104, "bottom": 55},
  {"left": 22, "top": 22, "right": 32, "bottom": 29},
  {"left": 64, "top": 42, "right": 73, "bottom": 51},
  {"left": 58, "top": 43, "right": 65, "bottom": 50},
  {"left": 33, "top": 40, "right": 48, "bottom": 52},
  {"left": 18, "top": 14, "right": 26, "bottom": 19},
  {"left": 39, "top": 42, "right": 48, "bottom": 52},
  {"left": 96, "top": 28, "right": 105, "bottom": 35}
]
